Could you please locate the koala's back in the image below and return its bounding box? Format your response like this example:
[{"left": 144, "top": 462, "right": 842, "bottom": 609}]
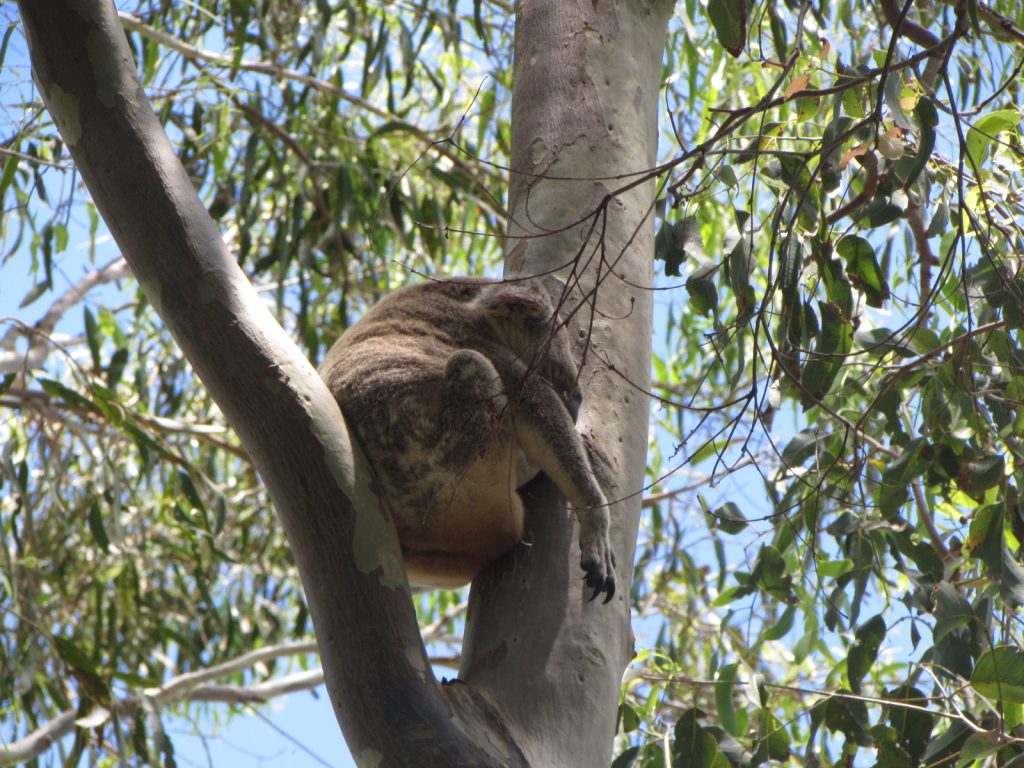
[
  {"left": 322, "top": 279, "right": 490, "bottom": 442},
  {"left": 320, "top": 279, "right": 524, "bottom": 588}
]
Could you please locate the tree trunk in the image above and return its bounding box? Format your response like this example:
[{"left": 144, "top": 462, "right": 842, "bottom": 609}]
[{"left": 460, "top": 1, "right": 671, "bottom": 766}]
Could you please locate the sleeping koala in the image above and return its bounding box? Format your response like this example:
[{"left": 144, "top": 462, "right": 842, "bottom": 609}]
[{"left": 319, "top": 275, "right": 615, "bottom": 601}]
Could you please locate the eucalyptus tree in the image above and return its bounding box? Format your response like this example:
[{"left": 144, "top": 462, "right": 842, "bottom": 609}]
[
  {"left": 3, "top": 0, "right": 1024, "bottom": 766},
  {"left": 4, "top": 0, "right": 667, "bottom": 765}
]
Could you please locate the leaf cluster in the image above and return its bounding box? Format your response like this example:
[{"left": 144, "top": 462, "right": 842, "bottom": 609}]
[{"left": 632, "top": 0, "right": 1024, "bottom": 764}]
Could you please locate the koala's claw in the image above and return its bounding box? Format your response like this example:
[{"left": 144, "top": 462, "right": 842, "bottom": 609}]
[
  {"left": 579, "top": 510, "right": 616, "bottom": 603},
  {"left": 582, "top": 553, "right": 617, "bottom": 603},
  {"left": 584, "top": 571, "right": 616, "bottom": 603}
]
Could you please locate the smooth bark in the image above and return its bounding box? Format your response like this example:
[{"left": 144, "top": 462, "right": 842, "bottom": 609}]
[{"left": 461, "top": 1, "right": 672, "bottom": 766}]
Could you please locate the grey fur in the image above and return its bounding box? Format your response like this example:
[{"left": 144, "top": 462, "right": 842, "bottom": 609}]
[{"left": 319, "top": 276, "right": 615, "bottom": 600}]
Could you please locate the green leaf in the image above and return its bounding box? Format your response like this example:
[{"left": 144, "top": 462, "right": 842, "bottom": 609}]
[
  {"left": 368, "top": 119, "right": 418, "bottom": 139},
  {"left": 53, "top": 636, "right": 99, "bottom": 677},
  {"left": 926, "top": 203, "right": 949, "bottom": 237},
  {"left": 0, "top": 23, "right": 15, "bottom": 67},
  {"left": 177, "top": 469, "right": 206, "bottom": 512},
  {"left": 88, "top": 502, "right": 110, "bottom": 553},
  {"left": 777, "top": 237, "right": 804, "bottom": 351},
  {"left": 710, "top": 501, "right": 747, "bottom": 534},
  {"left": 890, "top": 534, "right": 944, "bottom": 585},
  {"left": 672, "top": 709, "right": 729, "bottom": 768},
  {"left": 837, "top": 236, "right": 889, "bottom": 307},
  {"left": 761, "top": 605, "right": 795, "bottom": 641},
  {"left": 107, "top": 347, "right": 129, "bottom": 390},
  {"left": 895, "top": 97, "right": 937, "bottom": 187},
  {"left": 0, "top": 152, "right": 19, "bottom": 204},
  {"left": 18, "top": 279, "right": 52, "bottom": 309},
  {"left": 84, "top": 307, "right": 102, "bottom": 369},
  {"left": 874, "top": 737, "right": 915, "bottom": 768},
  {"left": 655, "top": 217, "right": 703, "bottom": 277},
  {"left": 619, "top": 703, "right": 641, "bottom": 734},
  {"left": 611, "top": 746, "right": 640, "bottom": 768},
  {"left": 816, "top": 558, "right": 853, "bottom": 578},
  {"left": 131, "top": 708, "right": 150, "bottom": 760},
  {"left": 727, "top": 235, "right": 755, "bottom": 321},
  {"left": 864, "top": 201, "right": 903, "bottom": 227},
  {"left": 878, "top": 437, "right": 925, "bottom": 518},
  {"left": 922, "top": 721, "right": 971, "bottom": 765},
  {"left": 847, "top": 615, "right": 885, "bottom": 694},
  {"left": 931, "top": 582, "right": 975, "bottom": 642},
  {"left": 715, "top": 664, "right": 740, "bottom": 736},
  {"left": 822, "top": 692, "right": 872, "bottom": 746},
  {"left": 779, "top": 155, "right": 821, "bottom": 227},
  {"left": 780, "top": 429, "right": 824, "bottom": 466},
  {"left": 854, "top": 327, "right": 914, "bottom": 357},
  {"left": 966, "top": 504, "right": 1024, "bottom": 604},
  {"left": 706, "top": 0, "right": 747, "bottom": 57},
  {"left": 882, "top": 69, "right": 911, "bottom": 130},
  {"left": 820, "top": 114, "right": 853, "bottom": 192},
  {"left": 931, "top": 583, "right": 976, "bottom": 680},
  {"left": 886, "top": 685, "right": 934, "bottom": 762},
  {"left": 753, "top": 710, "right": 791, "bottom": 762},
  {"left": 53, "top": 636, "right": 111, "bottom": 703},
  {"left": 37, "top": 377, "right": 99, "bottom": 414},
  {"left": 800, "top": 301, "right": 852, "bottom": 404},
  {"left": 963, "top": 454, "right": 1005, "bottom": 492},
  {"left": 686, "top": 266, "right": 719, "bottom": 317},
  {"left": 711, "top": 585, "right": 745, "bottom": 607},
  {"left": 965, "top": 109, "right": 1020, "bottom": 170},
  {"left": 957, "top": 733, "right": 1002, "bottom": 767},
  {"left": 748, "top": 545, "right": 796, "bottom": 603}
]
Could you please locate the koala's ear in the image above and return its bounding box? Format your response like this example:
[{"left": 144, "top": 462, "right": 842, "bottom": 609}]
[
  {"left": 540, "top": 274, "right": 569, "bottom": 306},
  {"left": 475, "top": 283, "right": 552, "bottom": 333}
]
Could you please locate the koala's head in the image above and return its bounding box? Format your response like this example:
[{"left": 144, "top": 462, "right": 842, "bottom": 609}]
[{"left": 474, "top": 277, "right": 582, "bottom": 415}]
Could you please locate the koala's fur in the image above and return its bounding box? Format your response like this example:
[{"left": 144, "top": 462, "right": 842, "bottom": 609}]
[{"left": 319, "top": 276, "right": 615, "bottom": 600}]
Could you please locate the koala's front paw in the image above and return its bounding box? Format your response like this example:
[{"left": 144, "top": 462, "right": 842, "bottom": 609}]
[{"left": 579, "top": 513, "right": 616, "bottom": 603}]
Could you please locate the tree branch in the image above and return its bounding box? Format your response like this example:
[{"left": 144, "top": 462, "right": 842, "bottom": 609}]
[
  {"left": 15, "top": 2, "right": 511, "bottom": 765},
  {"left": 0, "top": 660, "right": 326, "bottom": 765},
  {"left": 936, "top": 0, "right": 1024, "bottom": 45},
  {"left": 0, "top": 257, "right": 131, "bottom": 374},
  {"left": 0, "top": 712, "right": 77, "bottom": 765},
  {"left": 145, "top": 639, "right": 319, "bottom": 701},
  {"left": 458, "top": 2, "right": 672, "bottom": 766}
]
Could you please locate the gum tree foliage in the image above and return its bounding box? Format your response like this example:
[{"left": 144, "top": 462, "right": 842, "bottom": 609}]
[{"left": 1, "top": 0, "right": 1024, "bottom": 765}]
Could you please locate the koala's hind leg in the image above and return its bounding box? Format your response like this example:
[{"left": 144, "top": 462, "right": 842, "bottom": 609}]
[
  {"left": 439, "top": 349, "right": 509, "bottom": 469},
  {"left": 404, "top": 349, "right": 524, "bottom": 587},
  {"left": 511, "top": 374, "right": 616, "bottom": 602}
]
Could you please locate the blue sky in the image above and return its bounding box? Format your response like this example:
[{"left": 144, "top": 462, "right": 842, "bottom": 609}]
[{"left": 167, "top": 692, "right": 352, "bottom": 768}]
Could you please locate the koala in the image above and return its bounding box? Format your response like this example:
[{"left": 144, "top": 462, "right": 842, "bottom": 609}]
[{"left": 319, "top": 276, "right": 616, "bottom": 601}]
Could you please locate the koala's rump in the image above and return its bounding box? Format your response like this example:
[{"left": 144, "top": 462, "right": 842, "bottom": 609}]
[
  {"left": 323, "top": 339, "right": 526, "bottom": 587},
  {"left": 399, "top": 450, "right": 526, "bottom": 589}
]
